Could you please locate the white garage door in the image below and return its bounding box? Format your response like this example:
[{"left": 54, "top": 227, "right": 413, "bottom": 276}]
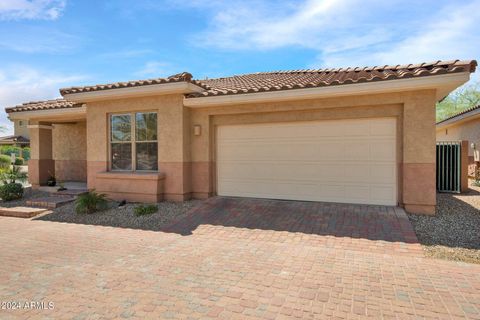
[{"left": 216, "top": 118, "right": 397, "bottom": 206}]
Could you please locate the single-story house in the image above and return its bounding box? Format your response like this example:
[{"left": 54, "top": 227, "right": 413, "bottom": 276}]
[
  {"left": 0, "top": 135, "right": 30, "bottom": 147},
  {"left": 436, "top": 104, "right": 480, "bottom": 177},
  {"left": 0, "top": 119, "right": 30, "bottom": 147},
  {"left": 5, "top": 60, "right": 477, "bottom": 214}
]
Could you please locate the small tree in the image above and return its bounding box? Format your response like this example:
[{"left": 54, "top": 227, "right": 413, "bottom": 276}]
[
  {"left": 0, "top": 166, "right": 27, "bottom": 201},
  {"left": 0, "top": 166, "right": 27, "bottom": 185},
  {"left": 437, "top": 82, "right": 480, "bottom": 122}
]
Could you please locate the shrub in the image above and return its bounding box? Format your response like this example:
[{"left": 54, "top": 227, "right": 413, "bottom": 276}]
[
  {"left": 0, "top": 183, "right": 23, "bottom": 201},
  {"left": 0, "top": 155, "right": 10, "bottom": 169},
  {"left": 22, "top": 147, "right": 30, "bottom": 161},
  {"left": 75, "top": 190, "right": 108, "bottom": 214},
  {"left": 0, "top": 146, "right": 21, "bottom": 157},
  {"left": 0, "top": 166, "right": 27, "bottom": 184},
  {"left": 14, "top": 157, "right": 24, "bottom": 165},
  {"left": 0, "top": 146, "right": 29, "bottom": 161},
  {"left": 134, "top": 204, "right": 158, "bottom": 216}
]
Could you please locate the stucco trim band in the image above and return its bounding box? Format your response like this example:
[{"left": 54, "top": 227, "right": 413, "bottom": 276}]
[{"left": 27, "top": 125, "right": 53, "bottom": 130}]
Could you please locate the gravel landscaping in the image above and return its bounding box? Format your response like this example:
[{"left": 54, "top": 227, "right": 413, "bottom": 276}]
[
  {"left": 0, "top": 188, "right": 50, "bottom": 208},
  {"left": 35, "top": 199, "right": 203, "bottom": 231},
  {"left": 408, "top": 183, "right": 480, "bottom": 264}
]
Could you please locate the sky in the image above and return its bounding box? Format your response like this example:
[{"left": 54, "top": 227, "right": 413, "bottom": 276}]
[{"left": 0, "top": 0, "right": 479, "bottom": 134}]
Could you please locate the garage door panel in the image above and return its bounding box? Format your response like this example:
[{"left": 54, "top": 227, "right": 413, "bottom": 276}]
[
  {"left": 218, "top": 162, "right": 346, "bottom": 181},
  {"left": 219, "top": 161, "right": 394, "bottom": 184},
  {"left": 219, "top": 179, "right": 396, "bottom": 205},
  {"left": 217, "top": 118, "right": 397, "bottom": 206},
  {"left": 220, "top": 140, "right": 394, "bottom": 162},
  {"left": 370, "top": 140, "right": 396, "bottom": 160},
  {"left": 219, "top": 141, "right": 344, "bottom": 161}
]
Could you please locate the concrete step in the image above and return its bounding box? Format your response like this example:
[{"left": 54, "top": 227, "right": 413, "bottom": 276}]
[
  {"left": 26, "top": 196, "right": 75, "bottom": 209},
  {"left": 0, "top": 206, "right": 47, "bottom": 218},
  {"left": 54, "top": 189, "right": 88, "bottom": 197}
]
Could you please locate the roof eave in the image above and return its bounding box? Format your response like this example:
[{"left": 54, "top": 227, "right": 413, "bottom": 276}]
[
  {"left": 436, "top": 107, "right": 480, "bottom": 129},
  {"left": 7, "top": 105, "right": 87, "bottom": 121},
  {"left": 184, "top": 72, "right": 471, "bottom": 108},
  {"left": 62, "top": 82, "right": 205, "bottom": 102}
]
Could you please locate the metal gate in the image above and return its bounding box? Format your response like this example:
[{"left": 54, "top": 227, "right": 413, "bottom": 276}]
[{"left": 436, "top": 141, "right": 462, "bottom": 193}]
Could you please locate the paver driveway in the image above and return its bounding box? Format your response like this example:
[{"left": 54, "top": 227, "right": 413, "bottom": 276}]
[{"left": 0, "top": 197, "right": 479, "bottom": 320}]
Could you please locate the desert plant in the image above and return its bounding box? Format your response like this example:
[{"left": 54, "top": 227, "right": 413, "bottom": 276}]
[
  {"left": 0, "top": 182, "right": 23, "bottom": 201},
  {"left": 134, "top": 204, "right": 158, "bottom": 216},
  {"left": 57, "top": 181, "right": 67, "bottom": 192},
  {"left": 472, "top": 180, "right": 480, "bottom": 187},
  {"left": 14, "top": 157, "right": 24, "bottom": 165},
  {"left": 0, "top": 166, "right": 27, "bottom": 185},
  {"left": 75, "top": 190, "right": 108, "bottom": 214},
  {"left": 0, "top": 155, "right": 11, "bottom": 169},
  {"left": 46, "top": 171, "right": 56, "bottom": 186}
]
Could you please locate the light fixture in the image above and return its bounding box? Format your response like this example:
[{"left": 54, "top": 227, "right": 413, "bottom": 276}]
[{"left": 194, "top": 125, "right": 202, "bottom": 136}]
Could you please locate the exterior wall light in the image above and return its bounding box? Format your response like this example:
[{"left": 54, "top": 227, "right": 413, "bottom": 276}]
[{"left": 194, "top": 125, "right": 202, "bottom": 136}]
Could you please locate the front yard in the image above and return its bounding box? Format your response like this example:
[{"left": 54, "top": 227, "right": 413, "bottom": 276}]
[
  {"left": 35, "top": 199, "right": 202, "bottom": 231},
  {"left": 408, "top": 185, "right": 480, "bottom": 264},
  {"left": 3, "top": 182, "right": 480, "bottom": 264}
]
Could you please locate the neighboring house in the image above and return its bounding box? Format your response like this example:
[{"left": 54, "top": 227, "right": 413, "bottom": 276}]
[
  {"left": 436, "top": 104, "right": 480, "bottom": 176},
  {"left": 0, "top": 119, "right": 30, "bottom": 147},
  {"left": 5, "top": 60, "right": 477, "bottom": 215}
]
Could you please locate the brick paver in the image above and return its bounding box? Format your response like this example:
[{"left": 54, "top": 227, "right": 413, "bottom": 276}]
[{"left": 0, "top": 197, "right": 479, "bottom": 319}]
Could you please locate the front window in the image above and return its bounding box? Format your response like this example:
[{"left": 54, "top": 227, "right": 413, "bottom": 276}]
[{"left": 110, "top": 112, "right": 158, "bottom": 171}]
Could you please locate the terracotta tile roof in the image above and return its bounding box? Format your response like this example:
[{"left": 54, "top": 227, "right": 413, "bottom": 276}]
[
  {"left": 0, "top": 135, "right": 29, "bottom": 143},
  {"left": 5, "top": 99, "right": 81, "bottom": 113},
  {"left": 60, "top": 72, "right": 196, "bottom": 95},
  {"left": 436, "top": 104, "right": 480, "bottom": 125},
  {"left": 5, "top": 59, "right": 477, "bottom": 114},
  {"left": 189, "top": 60, "right": 477, "bottom": 97}
]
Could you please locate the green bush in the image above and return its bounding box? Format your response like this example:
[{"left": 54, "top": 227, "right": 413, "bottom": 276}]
[
  {"left": 22, "top": 148, "right": 30, "bottom": 161},
  {"left": 14, "top": 157, "right": 24, "bottom": 165},
  {"left": 0, "top": 146, "right": 20, "bottom": 157},
  {"left": 0, "top": 155, "right": 10, "bottom": 169},
  {"left": 134, "top": 204, "right": 158, "bottom": 216},
  {"left": 75, "top": 190, "right": 108, "bottom": 214},
  {"left": 0, "top": 166, "right": 27, "bottom": 184},
  {"left": 0, "top": 183, "right": 23, "bottom": 201},
  {"left": 0, "top": 146, "right": 29, "bottom": 161}
]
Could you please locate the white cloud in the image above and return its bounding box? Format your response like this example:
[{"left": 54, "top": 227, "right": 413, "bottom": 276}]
[
  {"left": 0, "top": 26, "right": 79, "bottom": 53},
  {"left": 134, "top": 61, "right": 175, "bottom": 78},
  {"left": 188, "top": 0, "right": 391, "bottom": 50},
  {"left": 183, "top": 0, "right": 479, "bottom": 75},
  {"left": 0, "top": 65, "right": 87, "bottom": 134},
  {"left": 0, "top": 0, "right": 66, "bottom": 20},
  {"left": 318, "top": 0, "right": 480, "bottom": 69}
]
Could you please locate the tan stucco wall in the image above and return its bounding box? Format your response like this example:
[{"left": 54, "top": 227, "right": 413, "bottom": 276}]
[
  {"left": 52, "top": 121, "right": 87, "bottom": 181},
  {"left": 79, "top": 89, "right": 437, "bottom": 213},
  {"left": 86, "top": 94, "right": 189, "bottom": 201},
  {"left": 436, "top": 118, "right": 480, "bottom": 157},
  {"left": 28, "top": 123, "right": 54, "bottom": 187},
  {"left": 13, "top": 119, "right": 29, "bottom": 139}
]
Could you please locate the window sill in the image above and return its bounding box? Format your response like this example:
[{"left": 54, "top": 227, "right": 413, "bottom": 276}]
[{"left": 96, "top": 171, "right": 165, "bottom": 180}]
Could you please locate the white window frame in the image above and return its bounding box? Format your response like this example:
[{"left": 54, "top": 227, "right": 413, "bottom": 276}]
[{"left": 109, "top": 111, "right": 158, "bottom": 172}]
